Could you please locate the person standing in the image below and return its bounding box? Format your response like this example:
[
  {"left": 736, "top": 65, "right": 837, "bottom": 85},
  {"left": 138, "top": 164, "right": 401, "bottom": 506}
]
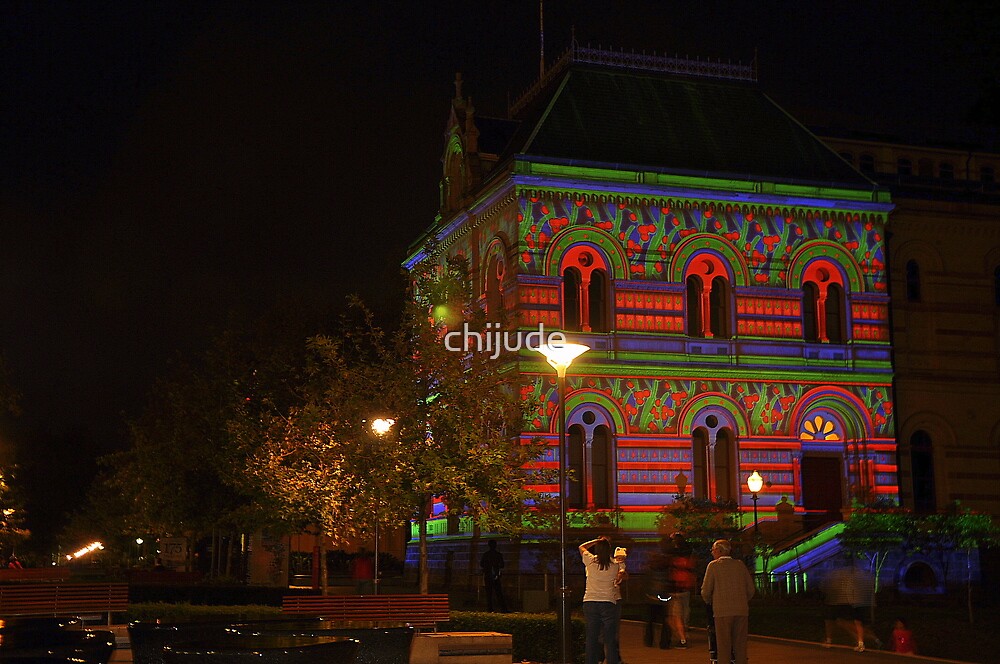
[
  {"left": 701, "top": 539, "right": 755, "bottom": 664},
  {"left": 667, "top": 532, "right": 695, "bottom": 648},
  {"left": 579, "top": 536, "right": 623, "bottom": 664},
  {"left": 480, "top": 540, "right": 508, "bottom": 612}
]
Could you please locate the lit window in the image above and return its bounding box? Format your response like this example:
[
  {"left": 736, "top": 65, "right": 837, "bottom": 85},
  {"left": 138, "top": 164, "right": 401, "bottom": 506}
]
[
  {"left": 561, "top": 247, "right": 611, "bottom": 333},
  {"left": 685, "top": 255, "right": 731, "bottom": 339},
  {"left": 802, "top": 261, "right": 847, "bottom": 343}
]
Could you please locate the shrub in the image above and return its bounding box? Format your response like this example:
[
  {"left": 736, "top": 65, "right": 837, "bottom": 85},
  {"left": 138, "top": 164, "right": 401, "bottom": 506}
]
[{"left": 445, "top": 611, "right": 585, "bottom": 664}]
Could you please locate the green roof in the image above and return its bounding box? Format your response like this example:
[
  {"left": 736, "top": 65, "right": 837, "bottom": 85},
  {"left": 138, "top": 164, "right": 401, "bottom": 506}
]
[{"left": 508, "top": 65, "right": 875, "bottom": 189}]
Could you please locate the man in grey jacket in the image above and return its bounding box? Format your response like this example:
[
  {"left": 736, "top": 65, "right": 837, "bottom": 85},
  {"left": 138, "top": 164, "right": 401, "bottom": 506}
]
[{"left": 701, "top": 539, "right": 755, "bottom": 664}]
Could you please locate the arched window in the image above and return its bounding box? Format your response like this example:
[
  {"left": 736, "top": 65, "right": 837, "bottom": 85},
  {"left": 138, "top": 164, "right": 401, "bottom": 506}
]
[
  {"left": 939, "top": 162, "right": 954, "bottom": 180},
  {"left": 693, "top": 428, "right": 710, "bottom": 499},
  {"left": 591, "top": 426, "right": 612, "bottom": 508},
  {"left": 563, "top": 268, "right": 582, "bottom": 331},
  {"left": 709, "top": 276, "right": 731, "bottom": 338},
  {"left": 802, "top": 261, "right": 847, "bottom": 343},
  {"left": 485, "top": 252, "right": 505, "bottom": 319},
  {"left": 897, "top": 157, "right": 912, "bottom": 176},
  {"left": 561, "top": 247, "right": 612, "bottom": 332},
  {"left": 685, "top": 254, "right": 731, "bottom": 339},
  {"left": 714, "top": 429, "right": 736, "bottom": 502},
  {"left": 995, "top": 266, "right": 1000, "bottom": 306},
  {"left": 825, "top": 283, "right": 845, "bottom": 344},
  {"left": 567, "top": 415, "right": 615, "bottom": 509},
  {"left": 803, "top": 282, "right": 819, "bottom": 342},
  {"left": 910, "top": 430, "right": 936, "bottom": 513},
  {"left": 568, "top": 424, "right": 585, "bottom": 509},
  {"left": 905, "top": 260, "right": 921, "bottom": 302},
  {"left": 859, "top": 154, "right": 876, "bottom": 174},
  {"left": 589, "top": 269, "right": 609, "bottom": 333},
  {"left": 686, "top": 276, "right": 703, "bottom": 336}
]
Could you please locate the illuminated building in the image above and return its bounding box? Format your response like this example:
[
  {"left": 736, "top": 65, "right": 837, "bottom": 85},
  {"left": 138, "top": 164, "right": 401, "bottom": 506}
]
[{"left": 406, "top": 43, "right": 897, "bottom": 564}]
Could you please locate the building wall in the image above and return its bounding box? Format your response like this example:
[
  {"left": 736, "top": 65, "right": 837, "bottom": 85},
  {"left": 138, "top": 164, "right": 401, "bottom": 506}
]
[{"left": 821, "top": 136, "right": 1000, "bottom": 517}]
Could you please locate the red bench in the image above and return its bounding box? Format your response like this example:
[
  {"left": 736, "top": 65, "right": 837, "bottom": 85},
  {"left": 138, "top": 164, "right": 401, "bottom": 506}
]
[
  {"left": 0, "top": 568, "right": 72, "bottom": 583},
  {"left": 281, "top": 593, "right": 450, "bottom": 630},
  {"left": 0, "top": 583, "right": 128, "bottom": 624}
]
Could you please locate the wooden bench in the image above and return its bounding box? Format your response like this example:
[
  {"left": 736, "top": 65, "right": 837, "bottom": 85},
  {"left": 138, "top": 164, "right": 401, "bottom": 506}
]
[
  {"left": 281, "top": 593, "right": 450, "bottom": 630},
  {"left": 0, "top": 568, "right": 72, "bottom": 583},
  {"left": 0, "top": 583, "right": 129, "bottom": 625}
]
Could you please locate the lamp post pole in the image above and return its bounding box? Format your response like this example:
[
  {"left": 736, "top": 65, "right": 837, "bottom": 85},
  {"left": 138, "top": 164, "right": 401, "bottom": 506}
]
[
  {"left": 537, "top": 342, "right": 589, "bottom": 664},
  {"left": 370, "top": 418, "right": 396, "bottom": 595},
  {"left": 747, "top": 470, "right": 763, "bottom": 537}
]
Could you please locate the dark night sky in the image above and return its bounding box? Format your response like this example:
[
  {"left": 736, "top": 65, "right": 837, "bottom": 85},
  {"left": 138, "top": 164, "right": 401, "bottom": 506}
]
[{"left": 0, "top": 2, "right": 993, "bottom": 548}]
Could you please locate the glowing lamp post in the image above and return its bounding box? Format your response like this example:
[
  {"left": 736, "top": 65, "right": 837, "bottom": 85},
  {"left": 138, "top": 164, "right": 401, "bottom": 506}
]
[
  {"left": 536, "top": 342, "right": 589, "bottom": 664},
  {"left": 369, "top": 418, "right": 396, "bottom": 595},
  {"left": 747, "top": 470, "right": 763, "bottom": 536}
]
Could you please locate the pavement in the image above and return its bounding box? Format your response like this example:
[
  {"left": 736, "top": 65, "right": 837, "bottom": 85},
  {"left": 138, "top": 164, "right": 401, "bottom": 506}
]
[
  {"left": 104, "top": 620, "right": 967, "bottom": 663},
  {"left": 617, "top": 619, "right": 964, "bottom": 664}
]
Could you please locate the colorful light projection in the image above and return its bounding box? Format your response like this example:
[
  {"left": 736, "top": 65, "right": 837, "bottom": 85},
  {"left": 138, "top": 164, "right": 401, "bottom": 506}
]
[{"left": 517, "top": 192, "right": 888, "bottom": 292}]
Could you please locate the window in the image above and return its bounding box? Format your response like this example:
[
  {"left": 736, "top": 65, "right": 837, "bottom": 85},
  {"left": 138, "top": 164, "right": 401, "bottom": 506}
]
[
  {"left": 803, "top": 282, "right": 819, "bottom": 342},
  {"left": 995, "top": 266, "right": 1000, "bottom": 306},
  {"left": 897, "top": 158, "right": 912, "bottom": 176},
  {"left": 802, "top": 262, "right": 847, "bottom": 343},
  {"left": 693, "top": 428, "right": 709, "bottom": 499},
  {"left": 825, "top": 283, "right": 845, "bottom": 344},
  {"left": 686, "top": 276, "right": 703, "bottom": 336},
  {"left": 714, "top": 429, "right": 735, "bottom": 502},
  {"left": 561, "top": 247, "right": 611, "bottom": 332},
  {"left": 685, "top": 254, "right": 731, "bottom": 339},
  {"left": 485, "top": 253, "right": 505, "bottom": 318},
  {"left": 709, "top": 277, "right": 731, "bottom": 338},
  {"left": 859, "top": 154, "right": 876, "bottom": 174},
  {"left": 567, "top": 419, "right": 614, "bottom": 509},
  {"left": 982, "top": 165, "right": 995, "bottom": 183},
  {"left": 939, "top": 162, "right": 954, "bottom": 180},
  {"left": 839, "top": 151, "right": 853, "bottom": 164},
  {"left": 905, "top": 260, "right": 921, "bottom": 302},
  {"left": 910, "top": 430, "right": 936, "bottom": 513},
  {"left": 918, "top": 158, "right": 934, "bottom": 177}
]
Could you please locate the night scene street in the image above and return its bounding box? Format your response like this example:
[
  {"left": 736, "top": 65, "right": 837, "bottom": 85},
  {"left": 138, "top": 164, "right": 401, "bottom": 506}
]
[{"left": 0, "top": 2, "right": 998, "bottom": 663}]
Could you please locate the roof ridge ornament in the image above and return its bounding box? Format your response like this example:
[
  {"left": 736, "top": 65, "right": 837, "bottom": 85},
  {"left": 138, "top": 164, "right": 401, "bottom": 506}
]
[{"left": 509, "top": 42, "right": 757, "bottom": 117}]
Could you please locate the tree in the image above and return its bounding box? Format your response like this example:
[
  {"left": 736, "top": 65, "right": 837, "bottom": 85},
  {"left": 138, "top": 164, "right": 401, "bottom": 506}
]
[
  {"left": 0, "top": 467, "right": 29, "bottom": 558},
  {"left": 923, "top": 502, "right": 999, "bottom": 624},
  {"left": 404, "top": 255, "right": 555, "bottom": 592},
  {"left": 838, "top": 499, "right": 913, "bottom": 602}
]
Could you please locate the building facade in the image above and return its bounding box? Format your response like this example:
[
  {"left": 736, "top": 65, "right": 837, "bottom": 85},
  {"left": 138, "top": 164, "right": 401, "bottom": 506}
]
[{"left": 406, "top": 47, "right": 898, "bottom": 552}]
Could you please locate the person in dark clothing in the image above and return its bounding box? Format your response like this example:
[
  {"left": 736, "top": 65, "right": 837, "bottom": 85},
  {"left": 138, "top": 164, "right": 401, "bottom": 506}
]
[{"left": 480, "top": 540, "right": 508, "bottom": 612}]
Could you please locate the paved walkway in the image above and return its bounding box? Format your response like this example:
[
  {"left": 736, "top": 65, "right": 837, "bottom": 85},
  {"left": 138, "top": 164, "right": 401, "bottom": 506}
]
[
  {"left": 618, "top": 620, "right": 963, "bottom": 664},
  {"left": 106, "top": 620, "right": 967, "bottom": 663}
]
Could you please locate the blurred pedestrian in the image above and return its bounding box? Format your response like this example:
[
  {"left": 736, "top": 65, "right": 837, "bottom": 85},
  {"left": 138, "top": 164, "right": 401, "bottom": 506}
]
[
  {"left": 701, "top": 539, "right": 755, "bottom": 664},
  {"left": 351, "top": 547, "right": 375, "bottom": 594},
  {"left": 890, "top": 617, "right": 917, "bottom": 655},
  {"left": 480, "top": 540, "right": 508, "bottom": 612},
  {"left": 643, "top": 538, "right": 672, "bottom": 649},
  {"left": 666, "top": 532, "right": 695, "bottom": 648}
]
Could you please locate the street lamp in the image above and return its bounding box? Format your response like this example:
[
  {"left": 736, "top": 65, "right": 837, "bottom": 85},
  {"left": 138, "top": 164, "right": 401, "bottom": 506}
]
[
  {"left": 369, "top": 418, "right": 396, "bottom": 595},
  {"left": 747, "top": 470, "right": 763, "bottom": 536},
  {"left": 536, "top": 341, "right": 589, "bottom": 664}
]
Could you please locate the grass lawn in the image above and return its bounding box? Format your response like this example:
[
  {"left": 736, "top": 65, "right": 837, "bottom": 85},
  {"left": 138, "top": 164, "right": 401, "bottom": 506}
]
[{"left": 656, "top": 594, "right": 999, "bottom": 663}]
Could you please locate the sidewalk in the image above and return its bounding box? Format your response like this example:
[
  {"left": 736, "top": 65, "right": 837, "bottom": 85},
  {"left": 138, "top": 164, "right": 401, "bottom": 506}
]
[
  {"left": 618, "top": 620, "right": 966, "bottom": 664},
  {"left": 105, "top": 620, "right": 969, "bottom": 663}
]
